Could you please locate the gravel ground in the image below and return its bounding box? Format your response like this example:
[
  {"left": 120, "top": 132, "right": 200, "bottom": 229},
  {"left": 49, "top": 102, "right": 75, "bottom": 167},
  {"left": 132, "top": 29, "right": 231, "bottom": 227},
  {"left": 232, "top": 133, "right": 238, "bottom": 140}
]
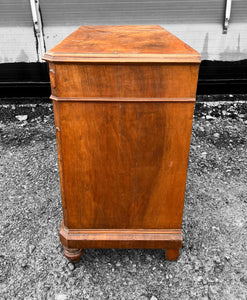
[{"left": 0, "top": 96, "right": 247, "bottom": 300}]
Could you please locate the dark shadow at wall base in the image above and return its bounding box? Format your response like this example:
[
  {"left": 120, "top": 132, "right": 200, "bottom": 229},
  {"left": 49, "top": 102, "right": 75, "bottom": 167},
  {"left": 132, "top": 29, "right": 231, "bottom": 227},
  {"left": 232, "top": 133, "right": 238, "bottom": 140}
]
[
  {"left": 197, "top": 60, "right": 247, "bottom": 95},
  {"left": 0, "top": 60, "right": 247, "bottom": 98},
  {"left": 0, "top": 82, "right": 51, "bottom": 98},
  {"left": 0, "top": 62, "right": 51, "bottom": 98},
  {"left": 197, "top": 80, "right": 247, "bottom": 95}
]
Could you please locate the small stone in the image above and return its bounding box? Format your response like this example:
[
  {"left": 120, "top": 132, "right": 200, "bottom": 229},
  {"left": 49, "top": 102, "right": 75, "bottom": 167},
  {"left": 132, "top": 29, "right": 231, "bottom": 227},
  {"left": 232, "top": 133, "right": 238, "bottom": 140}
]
[
  {"left": 146, "top": 255, "right": 152, "bottom": 261},
  {"left": 240, "top": 276, "right": 247, "bottom": 285},
  {"left": 29, "top": 245, "right": 36, "bottom": 254},
  {"left": 3, "top": 222, "right": 10, "bottom": 228},
  {"left": 55, "top": 294, "right": 67, "bottom": 300},
  {"left": 116, "top": 262, "right": 121, "bottom": 267},
  {"left": 206, "top": 115, "right": 215, "bottom": 120},
  {"left": 68, "top": 262, "right": 75, "bottom": 271},
  {"left": 214, "top": 256, "right": 221, "bottom": 264},
  {"left": 130, "top": 265, "right": 137, "bottom": 273},
  {"left": 201, "top": 152, "right": 207, "bottom": 159},
  {"left": 208, "top": 286, "right": 217, "bottom": 299},
  {"left": 21, "top": 260, "right": 28, "bottom": 268},
  {"left": 15, "top": 115, "right": 28, "bottom": 121},
  {"left": 194, "top": 261, "right": 200, "bottom": 271},
  {"left": 213, "top": 133, "right": 220, "bottom": 138},
  {"left": 150, "top": 296, "right": 158, "bottom": 300},
  {"left": 239, "top": 114, "right": 246, "bottom": 118},
  {"left": 224, "top": 254, "right": 230, "bottom": 261}
]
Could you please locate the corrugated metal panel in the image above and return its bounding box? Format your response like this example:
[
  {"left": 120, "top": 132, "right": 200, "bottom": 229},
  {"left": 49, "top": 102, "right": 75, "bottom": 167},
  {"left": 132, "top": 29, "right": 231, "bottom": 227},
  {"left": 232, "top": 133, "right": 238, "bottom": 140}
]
[
  {"left": 40, "top": 0, "right": 247, "bottom": 26},
  {"left": 40, "top": 0, "right": 227, "bottom": 25},
  {"left": 0, "top": 0, "right": 246, "bottom": 62},
  {"left": 232, "top": 0, "right": 247, "bottom": 22},
  {"left": 1, "top": 0, "right": 246, "bottom": 27},
  {"left": 40, "top": 0, "right": 247, "bottom": 62},
  {"left": 0, "top": 0, "right": 33, "bottom": 26}
]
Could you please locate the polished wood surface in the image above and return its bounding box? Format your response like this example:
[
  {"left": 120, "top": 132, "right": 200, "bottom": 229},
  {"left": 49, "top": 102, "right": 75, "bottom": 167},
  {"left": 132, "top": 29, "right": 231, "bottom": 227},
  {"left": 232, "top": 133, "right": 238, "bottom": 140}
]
[
  {"left": 52, "top": 63, "right": 199, "bottom": 98},
  {"left": 43, "top": 25, "right": 201, "bottom": 262},
  {"left": 166, "top": 248, "right": 180, "bottom": 261},
  {"left": 60, "top": 222, "right": 182, "bottom": 250},
  {"left": 53, "top": 100, "right": 194, "bottom": 230},
  {"left": 43, "top": 25, "right": 200, "bottom": 63}
]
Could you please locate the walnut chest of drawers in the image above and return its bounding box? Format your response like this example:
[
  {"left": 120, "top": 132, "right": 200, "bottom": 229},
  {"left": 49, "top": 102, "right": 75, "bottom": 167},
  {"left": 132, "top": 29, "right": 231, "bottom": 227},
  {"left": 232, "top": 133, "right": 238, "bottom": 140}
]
[{"left": 43, "top": 25, "right": 201, "bottom": 263}]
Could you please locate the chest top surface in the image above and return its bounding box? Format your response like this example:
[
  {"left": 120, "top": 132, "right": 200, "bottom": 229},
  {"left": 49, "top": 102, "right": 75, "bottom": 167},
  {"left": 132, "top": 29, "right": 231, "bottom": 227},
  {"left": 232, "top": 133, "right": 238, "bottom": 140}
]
[{"left": 43, "top": 25, "right": 200, "bottom": 63}]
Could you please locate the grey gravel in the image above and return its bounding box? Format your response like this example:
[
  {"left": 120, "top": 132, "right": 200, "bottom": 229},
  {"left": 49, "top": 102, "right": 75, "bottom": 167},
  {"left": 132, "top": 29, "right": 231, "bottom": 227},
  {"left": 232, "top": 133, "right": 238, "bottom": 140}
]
[{"left": 0, "top": 97, "right": 247, "bottom": 299}]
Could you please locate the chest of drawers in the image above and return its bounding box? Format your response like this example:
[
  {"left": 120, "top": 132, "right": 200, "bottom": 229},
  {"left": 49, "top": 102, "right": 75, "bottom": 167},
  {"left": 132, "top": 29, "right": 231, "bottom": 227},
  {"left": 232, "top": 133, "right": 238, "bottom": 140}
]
[{"left": 43, "top": 25, "right": 200, "bottom": 263}]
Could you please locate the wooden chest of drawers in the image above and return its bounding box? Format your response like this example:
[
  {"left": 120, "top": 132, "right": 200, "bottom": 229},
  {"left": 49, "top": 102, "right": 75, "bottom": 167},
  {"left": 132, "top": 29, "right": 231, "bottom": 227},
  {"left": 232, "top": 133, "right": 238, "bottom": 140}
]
[{"left": 43, "top": 25, "right": 200, "bottom": 263}]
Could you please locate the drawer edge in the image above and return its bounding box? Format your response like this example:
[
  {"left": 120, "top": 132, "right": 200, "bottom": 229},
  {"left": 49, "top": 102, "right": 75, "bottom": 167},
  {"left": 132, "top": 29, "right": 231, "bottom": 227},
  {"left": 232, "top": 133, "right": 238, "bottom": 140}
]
[{"left": 50, "top": 95, "right": 195, "bottom": 103}]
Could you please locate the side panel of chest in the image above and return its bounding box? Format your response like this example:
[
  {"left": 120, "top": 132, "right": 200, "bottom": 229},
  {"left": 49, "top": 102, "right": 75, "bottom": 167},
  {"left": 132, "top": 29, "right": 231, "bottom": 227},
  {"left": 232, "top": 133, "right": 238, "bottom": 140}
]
[{"left": 53, "top": 100, "right": 194, "bottom": 230}]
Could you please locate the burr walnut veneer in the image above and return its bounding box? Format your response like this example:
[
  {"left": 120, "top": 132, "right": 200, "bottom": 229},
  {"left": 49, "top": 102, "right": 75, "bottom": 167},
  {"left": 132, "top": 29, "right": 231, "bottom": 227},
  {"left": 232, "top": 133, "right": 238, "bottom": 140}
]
[{"left": 43, "top": 25, "right": 201, "bottom": 263}]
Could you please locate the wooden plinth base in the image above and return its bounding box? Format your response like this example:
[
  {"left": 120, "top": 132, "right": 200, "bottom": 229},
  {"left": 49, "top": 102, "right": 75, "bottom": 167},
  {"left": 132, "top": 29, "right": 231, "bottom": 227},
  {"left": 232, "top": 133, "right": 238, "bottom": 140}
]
[
  {"left": 60, "top": 221, "right": 182, "bottom": 263},
  {"left": 165, "top": 248, "right": 180, "bottom": 261}
]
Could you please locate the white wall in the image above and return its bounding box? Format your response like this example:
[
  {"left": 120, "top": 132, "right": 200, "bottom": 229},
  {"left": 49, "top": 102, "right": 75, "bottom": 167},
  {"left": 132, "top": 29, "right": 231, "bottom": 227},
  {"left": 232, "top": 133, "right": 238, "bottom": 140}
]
[{"left": 0, "top": 27, "right": 38, "bottom": 63}]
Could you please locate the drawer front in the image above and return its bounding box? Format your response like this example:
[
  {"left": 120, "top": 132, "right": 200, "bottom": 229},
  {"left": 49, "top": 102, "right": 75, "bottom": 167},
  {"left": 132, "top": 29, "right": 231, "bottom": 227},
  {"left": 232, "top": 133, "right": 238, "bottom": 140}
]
[{"left": 50, "top": 63, "right": 199, "bottom": 99}]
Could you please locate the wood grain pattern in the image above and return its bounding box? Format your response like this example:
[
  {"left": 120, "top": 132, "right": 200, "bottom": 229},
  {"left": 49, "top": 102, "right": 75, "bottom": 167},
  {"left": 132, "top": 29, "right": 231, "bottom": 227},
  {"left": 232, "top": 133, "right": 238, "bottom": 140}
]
[
  {"left": 55, "top": 101, "right": 194, "bottom": 230},
  {"left": 166, "top": 248, "right": 180, "bottom": 261},
  {"left": 133, "top": 102, "right": 195, "bottom": 229},
  {"left": 43, "top": 25, "right": 201, "bottom": 262},
  {"left": 159, "top": 64, "right": 199, "bottom": 98},
  {"left": 43, "top": 25, "right": 200, "bottom": 63},
  {"left": 53, "top": 63, "right": 199, "bottom": 98},
  {"left": 55, "top": 63, "right": 119, "bottom": 98},
  {"left": 60, "top": 222, "right": 182, "bottom": 250}
]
